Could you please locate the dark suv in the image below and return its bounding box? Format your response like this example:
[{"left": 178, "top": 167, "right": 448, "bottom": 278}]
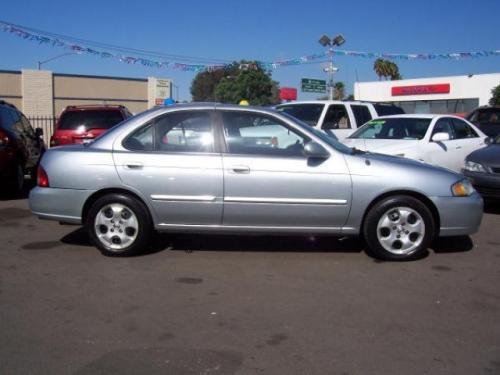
[
  {"left": 50, "top": 105, "right": 132, "bottom": 146},
  {"left": 466, "top": 106, "right": 500, "bottom": 138},
  {"left": 0, "top": 101, "right": 45, "bottom": 193}
]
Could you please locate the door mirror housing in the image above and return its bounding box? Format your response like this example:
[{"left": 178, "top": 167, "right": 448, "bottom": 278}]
[
  {"left": 35, "top": 128, "right": 43, "bottom": 138},
  {"left": 431, "top": 132, "right": 450, "bottom": 142},
  {"left": 485, "top": 136, "right": 493, "bottom": 145},
  {"left": 303, "top": 141, "right": 330, "bottom": 159}
]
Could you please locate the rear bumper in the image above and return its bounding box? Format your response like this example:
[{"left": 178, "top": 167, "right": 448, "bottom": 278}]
[
  {"left": 431, "top": 193, "right": 484, "bottom": 236},
  {"left": 463, "top": 170, "right": 500, "bottom": 199},
  {"left": 29, "top": 187, "right": 96, "bottom": 224}
]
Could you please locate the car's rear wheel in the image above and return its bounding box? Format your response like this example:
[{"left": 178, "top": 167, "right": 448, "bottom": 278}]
[
  {"left": 363, "top": 195, "right": 435, "bottom": 261},
  {"left": 86, "top": 194, "right": 152, "bottom": 257}
]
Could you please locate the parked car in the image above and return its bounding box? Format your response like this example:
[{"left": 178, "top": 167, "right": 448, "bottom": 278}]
[
  {"left": 0, "top": 100, "right": 45, "bottom": 192},
  {"left": 30, "top": 104, "right": 483, "bottom": 261},
  {"left": 275, "top": 100, "right": 404, "bottom": 140},
  {"left": 343, "top": 115, "right": 487, "bottom": 172},
  {"left": 466, "top": 106, "right": 500, "bottom": 137},
  {"left": 462, "top": 135, "right": 500, "bottom": 200},
  {"left": 50, "top": 105, "right": 132, "bottom": 146}
]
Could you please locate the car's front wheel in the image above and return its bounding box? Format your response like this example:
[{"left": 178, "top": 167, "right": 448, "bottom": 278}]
[
  {"left": 363, "top": 195, "right": 435, "bottom": 261},
  {"left": 86, "top": 194, "right": 152, "bottom": 256}
]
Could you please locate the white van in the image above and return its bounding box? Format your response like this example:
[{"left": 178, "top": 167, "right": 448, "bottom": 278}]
[{"left": 275, "top": 100, "right": 404, "bottom": 141}]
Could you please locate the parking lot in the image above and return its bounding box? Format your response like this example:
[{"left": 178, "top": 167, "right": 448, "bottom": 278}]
[{"left": 1, "top": 185, "right": 499, "bottom": 375}]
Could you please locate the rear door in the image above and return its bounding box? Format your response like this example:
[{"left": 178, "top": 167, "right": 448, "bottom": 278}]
[
  {"left": 113, "top": 109, "right": 223, "bottom": 226},
  {"left": 219, "top": 109, "right": 351, "bottom": 229}
]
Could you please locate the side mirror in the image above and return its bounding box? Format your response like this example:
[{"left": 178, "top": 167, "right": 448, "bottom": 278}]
[
  {"left": 35, "top": 128, "right": 43, "bottom": 137},
  {"left": 431, "top": 132, "right": 450, "bottom": 142},
  {"left": 485, "top": 136, "right": 493, "bottom": 145},
  {"left": 304, "top": 141, "right": 330, "bottom": 159}
]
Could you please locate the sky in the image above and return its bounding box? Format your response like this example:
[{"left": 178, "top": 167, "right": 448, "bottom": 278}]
[{"left": 1, "top": 0, "right": 499, "bottom": 101}]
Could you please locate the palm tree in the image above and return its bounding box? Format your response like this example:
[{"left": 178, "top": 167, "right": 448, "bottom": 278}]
[
  {"left": 373, "top": 58, "right": 402, "bottom": 80},
  {"left": 373, "top": 58, "right": 387, "bottom": 80}
]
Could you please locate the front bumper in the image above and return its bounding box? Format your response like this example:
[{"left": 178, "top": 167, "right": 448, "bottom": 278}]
[
  {"left": 29, "top": 187, "right": 96, "bottom": 224},
  {"left": 430, "top": 192, "right": 483, "bottom": 236},
  {"left": 462, "top": 170, "right": 500, "bottom": 199}
]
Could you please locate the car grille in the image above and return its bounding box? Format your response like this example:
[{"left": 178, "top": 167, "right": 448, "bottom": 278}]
[
  {"left": 491, "top": 167, "right": 500, "bottom": 174},
  {"left": 475, "top": 185, "right": 500, "bottom": 197}
]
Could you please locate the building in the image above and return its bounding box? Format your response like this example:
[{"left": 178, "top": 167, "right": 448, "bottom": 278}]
[
  {"left": 0, "top": 69, "right": 172, "bottom": 117},
  {"left": 354, "top": 73, "right": 500, "bottom": 115}
]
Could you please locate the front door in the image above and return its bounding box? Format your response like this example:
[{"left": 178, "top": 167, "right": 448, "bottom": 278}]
[
  {"left": 114, "top": 110, "right": 223, "bottom": 226},
  {"left": 219, "top": 110, "right": 351, "bottom": 230}
]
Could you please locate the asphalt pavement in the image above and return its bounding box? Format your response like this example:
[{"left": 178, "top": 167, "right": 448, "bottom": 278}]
[{"left": 1, "top": 187, "right": 499, "bottom": 375}]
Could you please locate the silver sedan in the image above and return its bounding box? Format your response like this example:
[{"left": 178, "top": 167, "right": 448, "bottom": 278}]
[{"left": 30, "top": 104, "right": 483, "bottom": 260}]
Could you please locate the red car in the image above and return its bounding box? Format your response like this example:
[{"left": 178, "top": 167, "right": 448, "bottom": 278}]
[{"left": 50, "top": 105, "right": 132, "bottom": 146}]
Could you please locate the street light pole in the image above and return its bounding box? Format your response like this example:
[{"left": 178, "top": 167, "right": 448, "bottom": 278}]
[
  {"left": 318, "top": 34, "right": 345, "bottom": 100},
  {"left": 37, "top": 52, "right": 76, "bottom": 70}
]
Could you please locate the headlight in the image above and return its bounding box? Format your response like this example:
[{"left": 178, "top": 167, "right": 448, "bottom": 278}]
[
  {"left": 451, "top": 179, "right": 475, "bottom": 197},
  {"left": 463, "top": 160, "right": 487, "bottom": 173}
]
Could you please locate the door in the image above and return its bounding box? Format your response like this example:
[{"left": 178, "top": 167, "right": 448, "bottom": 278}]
[
  {"left": 450, "top": 118, "right": 485, "bottom": 161},
  {"left": 219, "top": 110, "right": 351, "bottom": 229},
  {"left": 423, "top": 117, "right": 463, "bottom": 171},
  {"left": 114, "top": 110, "right": 223, "bottom": 225}
]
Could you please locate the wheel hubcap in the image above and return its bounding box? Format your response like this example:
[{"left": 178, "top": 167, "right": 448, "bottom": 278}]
[
  {"left": 376, "top": 206, "right": 425, "bottom": 255},
  {"left": 94, "top": 203, "right": 138, "bottom": 251}
]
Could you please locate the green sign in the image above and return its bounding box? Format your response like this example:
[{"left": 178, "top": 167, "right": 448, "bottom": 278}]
[{"left": 301, "top": 78, "right": 327, "bottom": 93}]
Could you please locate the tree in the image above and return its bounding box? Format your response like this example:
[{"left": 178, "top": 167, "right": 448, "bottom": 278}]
[
  {"left": 373, "top": 58, "right": 402, "bottom": 81},
  {"left": 489, "top": 84, "right": 500, "bottom": 106},
  {"left": 333, "top": 82, "right": 345, "bottom": 100},
  {"left": 190, "top": 63, "right": 239, "bottom": 101},
  {"left": 214, "top": 61, "right": 280, "bottom": 105}
]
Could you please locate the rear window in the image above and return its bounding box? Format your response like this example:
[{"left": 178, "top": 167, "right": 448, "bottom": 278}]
[
  {"left": 58, "top": 110, "right": 125, "bottom": 130},
  {"left": 275, "top": 104, "right": 325, "bottom": 126},
  {"left": 373, "top": 104, "right": 405, "bottom": 116},
  {"left": 468, "top": 108, "right": 500, "bottom": 124}
]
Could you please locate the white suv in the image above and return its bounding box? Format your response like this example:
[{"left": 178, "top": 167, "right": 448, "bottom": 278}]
[{"left": 275, "top": 100, "right": 404, "bottom": 141}]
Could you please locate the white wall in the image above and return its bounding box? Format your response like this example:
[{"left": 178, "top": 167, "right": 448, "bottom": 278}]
[{"left": 354, "top": 73, "right": 500, "bottom": 105}]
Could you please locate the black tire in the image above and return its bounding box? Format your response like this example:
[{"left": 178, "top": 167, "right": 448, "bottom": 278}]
[
  {"left": 86, "top": 193, "right": 153, "bottom": 257},
  {"left": 362, "top": 195, "right": 435, "bottom": 261}
]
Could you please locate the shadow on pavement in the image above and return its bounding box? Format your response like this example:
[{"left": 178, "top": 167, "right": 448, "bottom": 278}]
[
  {"left": 431, "top": 235, "right": 474, "bottom": 254},
  {"left": 61, "top": 227, "right": 365, "bottom": 255}
]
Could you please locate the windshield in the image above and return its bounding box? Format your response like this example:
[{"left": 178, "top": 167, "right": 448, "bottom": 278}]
[
  {"left": 279, "top": 112, "right": 353, "bottom": 154},
  {"left": 58, "top": 110, "right": 125, "bottom": 131},
  {"left": 275, "top": 104, "right": 324, "bottom": 126},
  {"left": 373, "top": 104, "right": 405, "bottom": 116},
  {"left": 349, "top": 118, "right": 431, "bottom": 140},
  {"left": 468, "top": 108, "right": 500, "bottom": 125}
]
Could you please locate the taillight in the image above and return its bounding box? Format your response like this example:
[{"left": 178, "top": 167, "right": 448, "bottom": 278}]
[
  {"left": 0, "top": 129, "right": 9, "bottom": 146},
  {"left": 37, "top": 166, "right": 49, "bottom": 188}
]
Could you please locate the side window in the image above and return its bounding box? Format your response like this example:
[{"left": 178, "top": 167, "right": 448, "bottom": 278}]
[
  {"left": 222, "top": 111, "right": 309, "bottom": 157},
  {"left": 451, "top": 118, "right": 478, "bottom": 139},
  {"left": 322, "top": 105, "right": 351, "bottom": 130},
  {"left": 351, "top": 105, "right": 372, "bottom": 127},
  {"left": 155, "top": 111, "right": 214, "bottom": 153},
  {"left": 21, "top": 114, "right": 35, "bottom": 137},
  {"left": 8, "top": 108, "right": 23, "bottom": 137},
  {"left": 123, "top": 124, "right": 154, "bottom": 151},
  {"left": 432, "top": 118, "right": 454, "bottom": 140},
  {"left": 0, "top": 107, "right": 13, "bottom": 130}
]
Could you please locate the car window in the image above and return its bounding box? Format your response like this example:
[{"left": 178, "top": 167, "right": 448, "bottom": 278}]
[
  {"left": 0, "top": 107, "right": 13, "bottom": 130},
  {"left": 451, "top": 118, "right": 478, "bottom": 139},
  {"left": 154, "top": 111, "right": 214, "bottom": 153},
  {"left": 350, "top": 118, "right": 431, "bottom": 140},
  {"left": 373, "top": 104, "right": 405, "bottom": 116},
  {"left": 58, "top": 110, "right": 125, "bottom": 131},
  {"left": 468, "top": 108, "right": 500, "bottom": 124},
  {"left": 351, "top": 105, "right": 372, "bottom": 126},
  {"left": 20, "top": 115, "right": 35, "bottom": 137},
  {"left": 8, "top": 108, "right": 24, "bottom": 137},
  {"left": 123, "top": 123, "right": 154, "bottom": 151},
  {"left": 222, "top": 111, "right": 309, "bottom": 157},
  {"left": 322, "top": 104, "right": 351, "bottom": 130},
  {"left": 432, "top": 118, "right": 454, "bottom": 139},
  {"left": 275, "top": 104, "right": 324, "bottom": 126}
]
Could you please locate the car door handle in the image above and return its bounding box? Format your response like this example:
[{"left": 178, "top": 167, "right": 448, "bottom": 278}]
[
  {"left": 125, "top": 162, "right": 143, "bottom": 170},
  {"left": 455, "top": 146, "right": 462, "bottom": 149},
  {"left": 231, "top": 165, "right": 250, "bottom": 174}
]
